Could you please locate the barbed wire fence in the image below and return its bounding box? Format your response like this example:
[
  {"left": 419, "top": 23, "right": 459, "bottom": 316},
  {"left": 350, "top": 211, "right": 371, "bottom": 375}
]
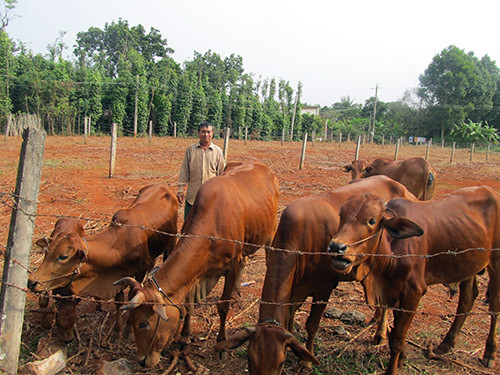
[{"left": 1, "top": 130, "right": 499, "bottom": 373}]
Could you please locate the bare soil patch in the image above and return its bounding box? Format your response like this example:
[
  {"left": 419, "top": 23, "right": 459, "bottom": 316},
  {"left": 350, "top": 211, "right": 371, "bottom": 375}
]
[{"left": 1, "top": 136, "right": 499, "bottom": 374}]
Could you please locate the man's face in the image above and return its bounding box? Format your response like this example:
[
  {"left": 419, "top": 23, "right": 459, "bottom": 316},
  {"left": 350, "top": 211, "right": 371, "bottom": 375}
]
[{"left": 198, "top": 126, "right": 213, "bottom": 145}]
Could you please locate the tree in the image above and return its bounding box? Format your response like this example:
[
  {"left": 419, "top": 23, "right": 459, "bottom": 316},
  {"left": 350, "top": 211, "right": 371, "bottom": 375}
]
[
  {"left": 418, "top": 45, "right": 497, "bottom": 139},
  {"left": 0, "top": 0, "right": 17, "bottom": 30},
  {"left": 450, "top": 120, "right": 499, "bottom": 145}
]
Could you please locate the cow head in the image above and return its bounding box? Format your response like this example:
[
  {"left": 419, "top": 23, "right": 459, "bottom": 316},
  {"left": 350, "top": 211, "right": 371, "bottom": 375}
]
[
  {"left": 341, "top": 160, "right": 367, "bottom": 180},
  {"left": 29, "top": 232, "right": 88, "bottom": 292},
  {"left": 114, "top": 277, "right": 182, "bottom": 368},
  {"left": 215, "top": 323, "right": 319, "bottom": 375},
  {"left": 328, "top": 193, "right": 423, "bottom": 273}
]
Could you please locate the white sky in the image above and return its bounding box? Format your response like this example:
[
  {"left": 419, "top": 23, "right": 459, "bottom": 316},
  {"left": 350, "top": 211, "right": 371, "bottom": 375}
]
[{"left": 6, "top": 0, "right": 500, "bottom": 106}]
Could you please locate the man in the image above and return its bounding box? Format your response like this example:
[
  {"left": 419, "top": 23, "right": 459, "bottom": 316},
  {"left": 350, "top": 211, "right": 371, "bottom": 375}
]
[{"left": 177, "top": 121, "right": 226, "bottom": 219}]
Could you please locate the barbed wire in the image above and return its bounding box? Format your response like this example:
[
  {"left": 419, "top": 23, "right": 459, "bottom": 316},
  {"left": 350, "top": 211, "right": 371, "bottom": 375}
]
[{"left": 2, "top": 190, "right": 500, "bottom": 260}]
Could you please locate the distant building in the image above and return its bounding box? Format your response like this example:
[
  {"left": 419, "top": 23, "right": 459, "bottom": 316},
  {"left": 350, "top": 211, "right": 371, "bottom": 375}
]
[{"left": 301, "top": 106, "right": 320, "bottom": 116}]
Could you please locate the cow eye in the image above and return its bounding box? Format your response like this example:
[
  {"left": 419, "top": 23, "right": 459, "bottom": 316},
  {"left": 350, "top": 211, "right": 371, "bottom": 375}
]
[
  {"left": 368, "top": 219, "right": 376, "bottom": 226},
  {"left": 57, "top": 254, "right": 68, "bottom": 261},
  {"left": 138, "top": 321, "right": 150, "bottom": 330}
]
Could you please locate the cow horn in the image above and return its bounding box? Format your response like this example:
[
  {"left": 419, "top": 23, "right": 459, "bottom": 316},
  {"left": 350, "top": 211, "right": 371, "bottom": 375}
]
[
  {"left": 120, "top": 292, "right": 145, "bottom": 310},
  {"left": 244, "top": 326, "right": 256, "bottom": 334},
  {"left": 113, "top": 276, "right": 140, "bottom": 289}
]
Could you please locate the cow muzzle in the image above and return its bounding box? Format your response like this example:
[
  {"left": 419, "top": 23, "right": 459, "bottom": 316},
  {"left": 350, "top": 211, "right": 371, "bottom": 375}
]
[
  {"left": 328, "top": 241, "right": 352, "bottom": 271},
  {"left": 28, "top": 278, "right": 44, "bottom": 293}
]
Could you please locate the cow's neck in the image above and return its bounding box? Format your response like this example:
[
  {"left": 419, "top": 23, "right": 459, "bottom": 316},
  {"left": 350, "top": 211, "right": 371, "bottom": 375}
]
[{"left": 152, "top": 237, "right": 212, "bottom": 303}]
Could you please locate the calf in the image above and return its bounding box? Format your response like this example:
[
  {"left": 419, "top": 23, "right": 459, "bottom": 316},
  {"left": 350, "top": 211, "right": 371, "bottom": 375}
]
[
  {"left": 342, "top": 157, "right": 436, "bottom": 200},
  {"left": 115, "top": 160, "right": 279, "bottom": 368},
  {"left": 34, "top": 218, "right": 85, "bottom": 338},
  {"left": 328, "top": 186, "right": 500, "bottom": 374},
  {"left": 29, "top": 184, "right": 178, "bottom": 341},
  {"left": 215, "top": 176, "right": 417, "bottom": 374}
]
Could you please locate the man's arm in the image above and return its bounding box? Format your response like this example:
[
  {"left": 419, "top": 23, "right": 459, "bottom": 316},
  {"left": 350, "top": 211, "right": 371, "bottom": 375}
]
[
  {"left": 216, "top": 149, "right": 226, "bottom": 176},
  {"left": 177, "top": 147, "right": 191, "bottom": 204}
]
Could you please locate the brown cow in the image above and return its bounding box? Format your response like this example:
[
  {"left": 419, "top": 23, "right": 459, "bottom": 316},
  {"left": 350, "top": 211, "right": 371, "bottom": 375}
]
[
  {"left": 328, "top": 186, "right": 500, "bottom": 374},
  {"left": 215, "top": 176, "right": 417, "bottom": 374},
  {"left": 341, "top": 157, "right": 437, "bottom": 200},
  {"left": 115, "top": 160, "right": 279, "bottom": 368},
  {"left": 34, "top": 218, "right": 85, "bottom": 336},
  {"left": 29, "top": 184, "right": 178, "bottom": 341}
]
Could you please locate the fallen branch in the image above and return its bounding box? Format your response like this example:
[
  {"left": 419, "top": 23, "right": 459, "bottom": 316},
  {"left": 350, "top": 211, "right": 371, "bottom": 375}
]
[
  {"left": 334, "top": 322, "right": 376, "bottom": 359},
  {"left": 161, "top": 350, "right": 180, "bottom": 375}
]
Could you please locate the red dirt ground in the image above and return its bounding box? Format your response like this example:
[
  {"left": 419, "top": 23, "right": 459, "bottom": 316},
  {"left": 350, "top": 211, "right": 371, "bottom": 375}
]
[{"left": 1, "top": 135, "right": 500, "bottom": 374}]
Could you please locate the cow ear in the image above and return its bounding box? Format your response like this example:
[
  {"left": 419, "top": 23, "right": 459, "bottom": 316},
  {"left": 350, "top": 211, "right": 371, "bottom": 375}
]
[
  {"left": 382, "top": 217, "right": 423, "bottom": 239},
  {"left": 153, "top": 303, "right": 169, "bottom": 322},
  {"left": 214, "top": 328, "right": 253, "bottom": 350},
  {"left": 35, "top": 238, "right": 50, "bottom": 248},
  {"left": 364, "top": 166, "right": 375, "bottom": 175},
  {"left": 287, "top": 337, "right": 320, "bottom": 365},
  {"left": 341, "top": 165, "right": 352, "bottom": 172}
]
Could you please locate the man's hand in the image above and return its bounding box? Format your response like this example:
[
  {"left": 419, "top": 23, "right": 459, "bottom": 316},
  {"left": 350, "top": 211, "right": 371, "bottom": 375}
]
[{"left": 176, "top": 192, "right": 185, "bottom": 205}]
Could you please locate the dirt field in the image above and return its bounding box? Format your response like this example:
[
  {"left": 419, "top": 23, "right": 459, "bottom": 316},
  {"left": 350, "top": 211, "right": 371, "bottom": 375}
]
[{"left": 1, "top": 135, "right": 500, "bottom": 374}]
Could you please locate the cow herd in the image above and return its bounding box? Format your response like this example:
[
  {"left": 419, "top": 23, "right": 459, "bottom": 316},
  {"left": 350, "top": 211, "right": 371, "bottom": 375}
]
[{"left": 28, "top": 158, "right": 499, "bottom": 375}]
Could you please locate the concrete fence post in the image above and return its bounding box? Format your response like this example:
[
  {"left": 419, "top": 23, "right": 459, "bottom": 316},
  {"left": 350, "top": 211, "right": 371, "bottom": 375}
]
[
  {"left": 0, "top": 128, "right": 46, "bottom": 374},
  {"left": 223, "top": 127, "right": 230, "bottom": 162},
  {"left": 109, "top": 123, "right": 117, "bottom": 178},
  {"left": 299, "top": 132, "right": 308, "bottom": 170}
]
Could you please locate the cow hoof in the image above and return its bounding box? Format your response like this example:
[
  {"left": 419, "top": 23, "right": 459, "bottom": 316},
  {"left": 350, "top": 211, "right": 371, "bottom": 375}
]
[
  {"left": 299, "top": 360, "right": 312, "bottom": 369},
  {"left": 481, "top": 357, "right": 495, "bottom": 368},
  {"left": 434, "top": 342, "right": 452, "bottom": 355},
  {"left": 372, "top": 334, "right": 384, "bottom": 346},
  {"left": 218, "top": 350, "right": 228, "bottom": 361}
]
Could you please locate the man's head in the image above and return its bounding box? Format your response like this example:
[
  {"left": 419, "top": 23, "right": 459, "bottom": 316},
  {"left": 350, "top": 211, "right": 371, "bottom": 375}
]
[{"left": 198, "top": 121, "right": 213, "bottom": 147}]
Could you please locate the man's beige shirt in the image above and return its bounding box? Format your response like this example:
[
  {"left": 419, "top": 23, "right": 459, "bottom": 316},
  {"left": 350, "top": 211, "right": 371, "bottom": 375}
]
[{"left": 177, "top": 141, "right": 225, "bottom": 205}]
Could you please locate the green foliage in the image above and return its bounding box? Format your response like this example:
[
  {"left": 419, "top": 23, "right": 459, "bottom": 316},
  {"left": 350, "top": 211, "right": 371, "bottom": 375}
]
[
  {"left": 451, "top": 120, "right": 499, "bottom": 144},
  {"left": 2, "top": 17, "right": 500, "bottom": 140},
  {"left": 418, "top": 45, "right": 497, "bottom": 138}
]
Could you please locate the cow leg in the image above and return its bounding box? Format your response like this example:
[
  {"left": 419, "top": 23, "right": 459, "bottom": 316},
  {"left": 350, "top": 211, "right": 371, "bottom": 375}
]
[
  {"left": 386, "top": 295, "right": 421, "bottom": 375},
  {"left": 482, "top": 269, "right": 499, "bottom": 368},
  {"left": 372, "top": 307, "right": 389, "bottom": 345},
  {"left": 102, "top": 291, "right": 126, "bottom": 344},
  {"left": 54, "top": 296, "right": 79, "bottom": 342},
  {"left": 302, "top": 289, "right": 332, "bottom": 368},
  {"left": 179, "top": 289, "right": 194, "bottom": 346},
  {"left": 216, "top": 260, "right": 245, "bottom": 360},
  {"left": 39, "top": 294, "right": 53, "bottom": 329},
  {"left": 435, "top": 277, "right": 478, "bottom": 354}
]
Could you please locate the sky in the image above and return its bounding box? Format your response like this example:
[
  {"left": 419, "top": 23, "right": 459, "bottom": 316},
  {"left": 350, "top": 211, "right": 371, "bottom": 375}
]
[{"left": 5, "top": 0, "right": 500, "bottom": 107}]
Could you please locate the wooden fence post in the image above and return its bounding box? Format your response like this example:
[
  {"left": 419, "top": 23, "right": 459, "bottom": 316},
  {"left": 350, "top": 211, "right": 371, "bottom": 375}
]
[
  {"left": 299, "top": 132, "right": 307, "bottom": 170},
  {"left": 426, "top": 139, "right": 432, "bottom": 160},
  {"left": 394, "top": 139, "right": 400, "bottom": 160},
  {"left": 450, "top": 142, "right": 456, "bottom": 163},
  {"left": 109, "top": 123, "right": 117, "bottom": 178},
  {"left": 382, "top": 134, "right": 385, "bottom": 146},
  {"left": 173, "top": 121, "right": 177, "bottom": 138},
  {"left": 0, "top": 128, "right": 46, "bottom": 374},
  {"left": 223, "top": 127, "right": 230, "bottom": 162},
  {"left": 470, "top": 143, "right": 475, "bottom": 162},
  {"left": 355, "top": 136, "right": 361, "bottom": 160},
  {"left": 312, "top": 130, "right": 315, "bottom": 147}
]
